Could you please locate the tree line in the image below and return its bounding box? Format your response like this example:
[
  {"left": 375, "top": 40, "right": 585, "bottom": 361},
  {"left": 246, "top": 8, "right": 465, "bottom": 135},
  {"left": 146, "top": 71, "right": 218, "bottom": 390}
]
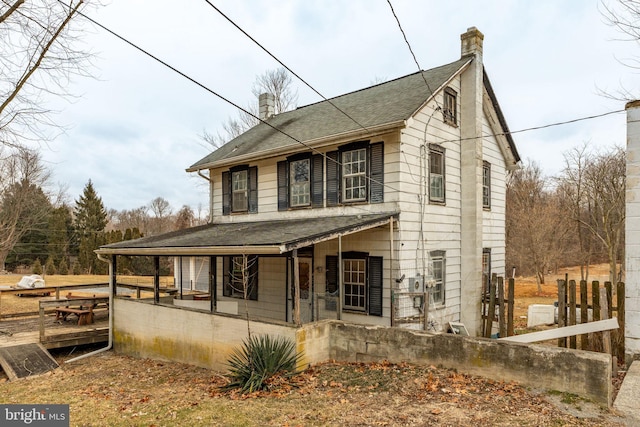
[
  {"left": 0, "top": 147, "right": 206, "bottom": 275},
  {"left": 506, "top": 143, "right": 625, "bottom": 289}
]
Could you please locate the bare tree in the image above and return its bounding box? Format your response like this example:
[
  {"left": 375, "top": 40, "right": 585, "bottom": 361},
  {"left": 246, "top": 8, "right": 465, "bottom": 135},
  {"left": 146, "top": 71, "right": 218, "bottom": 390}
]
[
  {"left": 506, "top": 161, "right": 570, "bottom": 291},
  {"left": 0, "top": 147, "right": 53, "bottom": 270},
  {"left": 147, "top": 196, "right": 173, "bottom": 235},
  {"left": 0, "top": 0, "right": 95, "bottom": 148},
  {"left": 558, "top": 144, "right": 626, "bottom": 283},
  {"left": 174, "top": 205, "right": 194, "bottom": 230},
  {"left": 201, "top": 68, "right": 298, "bottom": 149}
]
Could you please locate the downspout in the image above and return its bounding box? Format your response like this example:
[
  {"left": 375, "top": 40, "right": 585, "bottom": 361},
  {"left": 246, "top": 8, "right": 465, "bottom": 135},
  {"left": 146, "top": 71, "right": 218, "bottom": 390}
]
[
  {"left": 66, "top": 253, "right": 114, "bottom": 363},
  {"left": 197, "top": 169, "right": 214, "bottom": 223}
]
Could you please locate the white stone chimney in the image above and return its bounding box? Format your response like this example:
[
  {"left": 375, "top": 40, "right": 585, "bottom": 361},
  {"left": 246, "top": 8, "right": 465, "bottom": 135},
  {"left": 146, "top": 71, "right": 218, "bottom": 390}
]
[
  {"left": 461, "top": 26, "right": 484, "bottom": 59},
  {"left": 625, "top": 99, "right": 640, "bottom": 361},
  {"left": 259, "top": 93, "right": 275, "bottom": 121}
]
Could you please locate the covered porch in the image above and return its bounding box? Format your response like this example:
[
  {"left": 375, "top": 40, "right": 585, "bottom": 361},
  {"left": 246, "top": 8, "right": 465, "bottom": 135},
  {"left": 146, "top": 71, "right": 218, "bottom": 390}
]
[{"left": 97, "top": 212, "right": 399, "bottom": 327}]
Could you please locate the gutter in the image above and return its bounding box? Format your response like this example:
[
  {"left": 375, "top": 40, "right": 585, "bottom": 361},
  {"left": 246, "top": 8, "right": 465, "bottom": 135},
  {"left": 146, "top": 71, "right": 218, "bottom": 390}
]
[
  {"left": 95, "top": 245, "right": 282, "bottom": 257},
  {"left": 66, "top": 253, "right": 114, "bottom": 363}
]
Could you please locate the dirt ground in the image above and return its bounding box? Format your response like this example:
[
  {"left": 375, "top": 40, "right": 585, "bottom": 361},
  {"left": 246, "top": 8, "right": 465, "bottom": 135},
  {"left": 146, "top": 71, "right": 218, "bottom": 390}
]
[{"left": 0, "top": 267, "right": 631, "bottom": 426}]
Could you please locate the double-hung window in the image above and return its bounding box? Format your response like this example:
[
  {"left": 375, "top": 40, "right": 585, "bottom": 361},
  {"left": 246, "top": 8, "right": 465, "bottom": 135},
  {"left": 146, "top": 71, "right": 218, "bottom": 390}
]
[
  {"left": 325, "top": 253, "right": 383, "bottom": 316},
  {"left": 290, "top": 158, "right": 310, "bottom": 207},
  {"left": 483, "top": 161, "right": 491, "bottom": 209},
  {"left": 429, "top": 144, "right": 445, "bottom": 203},
  {"left": 232, "top": 170, "right": 248, "bottom": 212},
  {"left": 342, "top": 148, "right": 367, "bottom": 202},
  {"left": 326, "top": 141, "right": 384, "bottom": 206},
  {"left": 430, "top": 250, "right": 445, "bottom": 305},
  {"left": 222, "top": 166, "right": 258, "bottom": 215},
  {"left": 277, "top": 154, "right": 323, "bottom": 210}
]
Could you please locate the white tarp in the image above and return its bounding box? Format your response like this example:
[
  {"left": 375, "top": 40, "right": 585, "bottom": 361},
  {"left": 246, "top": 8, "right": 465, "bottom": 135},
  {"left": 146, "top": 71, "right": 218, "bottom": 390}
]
[{"left": 16, "top": 274, "right": 45, "bottom": 289}]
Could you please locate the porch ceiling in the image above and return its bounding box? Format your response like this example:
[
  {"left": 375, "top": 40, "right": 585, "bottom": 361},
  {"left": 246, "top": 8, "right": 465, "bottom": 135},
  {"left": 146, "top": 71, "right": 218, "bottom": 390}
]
[{"left": 96, "top": 212, "right": 399, "bottom": 256}]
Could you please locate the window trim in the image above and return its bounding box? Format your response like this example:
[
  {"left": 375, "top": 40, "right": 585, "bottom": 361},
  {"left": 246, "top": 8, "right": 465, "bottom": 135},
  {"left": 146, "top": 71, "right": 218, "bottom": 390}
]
[
  {"left": 231, "top": 169, "right": 248, "bottom": 212},
  {"left": 443, "top": 87, "right": 457, "bottom": 126},
  {"left": 430, "top": 250, "right": 446, "bottom": 305},
  {"left": 325, "top": 252, "right": 383, "bottom": 316},
  {"left": 289, "top": 158, "right": 311, "bottom": 207},
  {"left": 222, "top": 165, "right": 258, "bottom": 215},
  {"left": 428, "top": 144, "right": 446, "bottom": 204},
  {"left": 278, "top": 154, "right": 324, "bottom": 211},
  {"left": 342, "top": 147, "right": 368, "bottom": 203},
  {"left": 483, "top": 161, "right": 491, "bottom": 209}
]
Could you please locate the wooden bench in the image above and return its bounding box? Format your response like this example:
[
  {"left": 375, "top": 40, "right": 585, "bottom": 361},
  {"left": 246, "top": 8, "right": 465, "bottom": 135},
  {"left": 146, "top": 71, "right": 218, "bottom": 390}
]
[{"left": 55, "top": 307, "right": 94, "bottom": 325}]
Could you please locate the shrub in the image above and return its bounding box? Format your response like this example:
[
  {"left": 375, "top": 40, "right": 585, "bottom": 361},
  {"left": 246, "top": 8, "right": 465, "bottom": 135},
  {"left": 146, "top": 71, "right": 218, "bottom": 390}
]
[
  {"left": 45, "top": 257, "right": 56, "bottom": 275},
  {"left": 226, "top": 334, "right": 302, "bottom": 393},
  {"left": 32, "top": 259, "right": 43, "bottom": 275},
  {"left": 72, "top": 261, "right": 82, "bottom": 275},
  {"left": 58, "top": 259, "right": 69, "bottom": 275}
]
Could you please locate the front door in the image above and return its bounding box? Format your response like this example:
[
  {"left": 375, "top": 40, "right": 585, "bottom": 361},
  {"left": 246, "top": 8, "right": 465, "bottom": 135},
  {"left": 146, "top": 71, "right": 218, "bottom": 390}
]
[{"left": 289, "top": 258, "right": 312, "bottom": 323}]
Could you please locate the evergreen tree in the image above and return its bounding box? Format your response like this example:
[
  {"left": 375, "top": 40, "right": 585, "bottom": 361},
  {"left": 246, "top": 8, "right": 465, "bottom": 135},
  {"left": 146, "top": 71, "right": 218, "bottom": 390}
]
[
  {"left": 45, "top": 256, "right": 56, "bottom": 275},
  {"left": 58, "top": 258, "right": 69, "bottom": 275},
  {"left": 74, "top": 180, "right": 107, "bottom": 274},
  {"left": 47, "top": 205, "right": 74, "bottom": 265},
  {"left": 72, "top": 260, "right": 82, "bottom": 275},
  {"left": 32, "top": 258, "right": 43, "bottom": 275}
]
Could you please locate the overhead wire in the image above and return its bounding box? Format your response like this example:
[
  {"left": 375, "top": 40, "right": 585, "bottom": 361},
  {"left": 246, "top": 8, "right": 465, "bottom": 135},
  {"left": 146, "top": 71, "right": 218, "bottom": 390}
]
[
  {"left": 201, "top": 0, "right": 371, "bottom": 133},
  {"left": 58, "top": 2, "right": 627, "bottom": 212}
]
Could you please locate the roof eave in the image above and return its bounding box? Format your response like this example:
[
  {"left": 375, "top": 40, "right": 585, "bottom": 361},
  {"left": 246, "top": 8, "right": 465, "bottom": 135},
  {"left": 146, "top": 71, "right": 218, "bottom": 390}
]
[
  {"left": 186, "top": 120, "right": 406, "bottom": 172},
  {"left": 95, "top": 245, "right": 282, "bottom": 257}
]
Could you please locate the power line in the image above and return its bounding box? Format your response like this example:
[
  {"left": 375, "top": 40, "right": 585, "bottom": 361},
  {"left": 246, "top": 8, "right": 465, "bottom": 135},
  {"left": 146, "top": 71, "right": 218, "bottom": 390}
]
[
  {"left": 202, "top": 0, "right": 371, "bottom": 132},
  {"left": 386, "top": 0, "right": 437, "bottom": 102}
]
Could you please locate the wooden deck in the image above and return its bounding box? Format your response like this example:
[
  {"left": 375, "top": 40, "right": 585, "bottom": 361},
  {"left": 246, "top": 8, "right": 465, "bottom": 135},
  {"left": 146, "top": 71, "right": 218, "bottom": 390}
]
[{"left": 0, "top": 308, "right": 109, "bottom": 350}]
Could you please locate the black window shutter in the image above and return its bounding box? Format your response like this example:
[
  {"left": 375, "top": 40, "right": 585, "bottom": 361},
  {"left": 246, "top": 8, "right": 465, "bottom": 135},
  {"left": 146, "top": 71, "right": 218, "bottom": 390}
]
[
  {"left": 248, "top": 166, "right": 258, "bottom": 213},
  {"left": 369, "top": 142, "right": 384, "bottom": 204},
  {"left": 277, "top": 161, "right": 288, "bottom": 211},
  {"left": 222, "top": 171, "right": 231, "bottom": 215},
  {"left": 368, "top": 256, "right": 383, "bottom": 316},
  {"left": 326, "top": 151, "right": 340, "bottom": 206},
  {"left": 311, "top": 154, "right": 324, "bottom": 208},
  {"left": 325, "top": 255, "right": 338, "bottom": 311},
  {"left": 222, "top": 256, "right": 231, "bottom": 296},
  {"left": 248, "top": 255, "right": 259, "bottom": 300}
]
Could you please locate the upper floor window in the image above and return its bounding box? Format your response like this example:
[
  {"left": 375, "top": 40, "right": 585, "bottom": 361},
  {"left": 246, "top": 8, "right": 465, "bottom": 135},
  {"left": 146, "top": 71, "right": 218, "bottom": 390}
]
[
  {"left": 326, "top": 141, "right": 384, "bottom": 206},
  {"left": 443, "top": 87, "right": 457, "bottom": 126},
  {"left": 232, "top": 170, "right": 248, "bottom": 212},
  {"left": 290, "top": 158, "right": 310, "bottom": 207},
  {"left": 430, "top": 250, "right": 446, "bottom": 305},
  {"left": 222, "top": 166, "right": 258, "bottom": 215},
  {"left": 429, "top": 144, "right": 445, "bottom": 203},
  {"left": 278, "top": 154, "right": 323, "bottom": 210},
  {"left": 483, "top": 161, "right": 491, "bottom": 209},
  {"left": 342, "top": 148, "right": 367, "bottom": 202}
]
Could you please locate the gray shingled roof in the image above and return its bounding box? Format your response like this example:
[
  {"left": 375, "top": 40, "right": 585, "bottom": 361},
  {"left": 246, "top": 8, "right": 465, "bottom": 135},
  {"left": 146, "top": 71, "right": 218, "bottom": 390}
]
[
  {"left": 189, "top": 58, "right": 472, "bottom": 170},
  {"left": 98, "top": 212, "right": 398, "bottom": 255}
]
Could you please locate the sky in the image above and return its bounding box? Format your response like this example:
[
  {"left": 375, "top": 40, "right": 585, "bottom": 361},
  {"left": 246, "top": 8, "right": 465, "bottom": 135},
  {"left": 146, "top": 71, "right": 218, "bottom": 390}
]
[{"left": 37, "top": 0, "right": 638, "bottom": 213}]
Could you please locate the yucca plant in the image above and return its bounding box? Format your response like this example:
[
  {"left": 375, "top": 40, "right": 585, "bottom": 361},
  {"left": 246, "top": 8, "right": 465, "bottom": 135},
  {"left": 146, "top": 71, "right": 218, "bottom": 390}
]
[{"left": 226, "top": 334, "right": 303, "bottom": 393}]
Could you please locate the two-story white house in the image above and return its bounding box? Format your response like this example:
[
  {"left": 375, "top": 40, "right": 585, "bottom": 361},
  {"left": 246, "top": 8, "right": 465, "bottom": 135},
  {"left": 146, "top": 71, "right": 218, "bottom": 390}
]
[{"left": 98, "top": 27, "right": 519, "bottom": 368}]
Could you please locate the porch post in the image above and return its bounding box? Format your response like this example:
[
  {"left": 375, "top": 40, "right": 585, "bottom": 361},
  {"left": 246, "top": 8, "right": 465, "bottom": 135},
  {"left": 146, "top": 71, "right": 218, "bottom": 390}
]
[
  {"left": 209, "top": 256, "right": 216, "bottom": 313},
  {"left": 389, "top": 217, "right": 394, "bottom": 326},
  {"left": 153, "top": 256, "right": 160, "bottom": 304},
  {"left": 293, "top": 249, "right": 301, "bottom": 325},
  {"left": 338, "top": 235, "right": 342, "bottom": 320}
]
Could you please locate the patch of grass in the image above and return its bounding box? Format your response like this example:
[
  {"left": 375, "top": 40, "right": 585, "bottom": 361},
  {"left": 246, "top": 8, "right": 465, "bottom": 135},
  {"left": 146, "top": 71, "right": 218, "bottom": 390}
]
[{"left": 548, "top": 389, "right": 585, "bottom": 406}]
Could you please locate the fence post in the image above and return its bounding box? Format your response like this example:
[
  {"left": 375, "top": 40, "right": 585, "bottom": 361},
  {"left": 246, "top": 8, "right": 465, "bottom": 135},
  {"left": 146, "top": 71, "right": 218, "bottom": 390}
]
[
  {"left": 617, "top": 282, "right": 625, "bottom": 365},
  {"left": 569, "top": 280, "right": 577, "bottom": 349},
  {"left": 507, "top": 278, "right": 515, "bottom": 337},
  {"left": 481, "top": 274, "right": 488, "bottom": 337},
  {"left": 605, "top": 282, "right": 613, "bottom": 319},
  {"left": 557, "top": 279, "right": 566, "bottom": 348},
  {"left": 580, "top": 280, "right": 589, "bottom": 350},
  {"left": 599, "top": 287, "right": 615, "bottom": 375},
  {"left": 485, "top": 274, "right": 497, "bottom": 338},
  {"left": 498, "top": 276, "right": 506, "bottom": 338},
  {"left": 592, "top": 281, "right": 601, "bottom": 351}
]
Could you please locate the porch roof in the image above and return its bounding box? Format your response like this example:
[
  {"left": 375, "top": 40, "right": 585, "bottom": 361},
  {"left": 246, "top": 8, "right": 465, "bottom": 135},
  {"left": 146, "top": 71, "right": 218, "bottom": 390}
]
[{"left": 96, "top": 212, "right": 399, "bottom": 256}]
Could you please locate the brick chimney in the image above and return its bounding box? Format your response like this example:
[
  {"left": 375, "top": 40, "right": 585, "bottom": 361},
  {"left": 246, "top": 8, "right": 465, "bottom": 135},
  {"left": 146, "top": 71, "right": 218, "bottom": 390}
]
[
  {"left": 460, "top": 26, "right": 484, "bottom": 59},
  {"left": 259, "top": 93, "right": 275, "bottom": 121}
]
